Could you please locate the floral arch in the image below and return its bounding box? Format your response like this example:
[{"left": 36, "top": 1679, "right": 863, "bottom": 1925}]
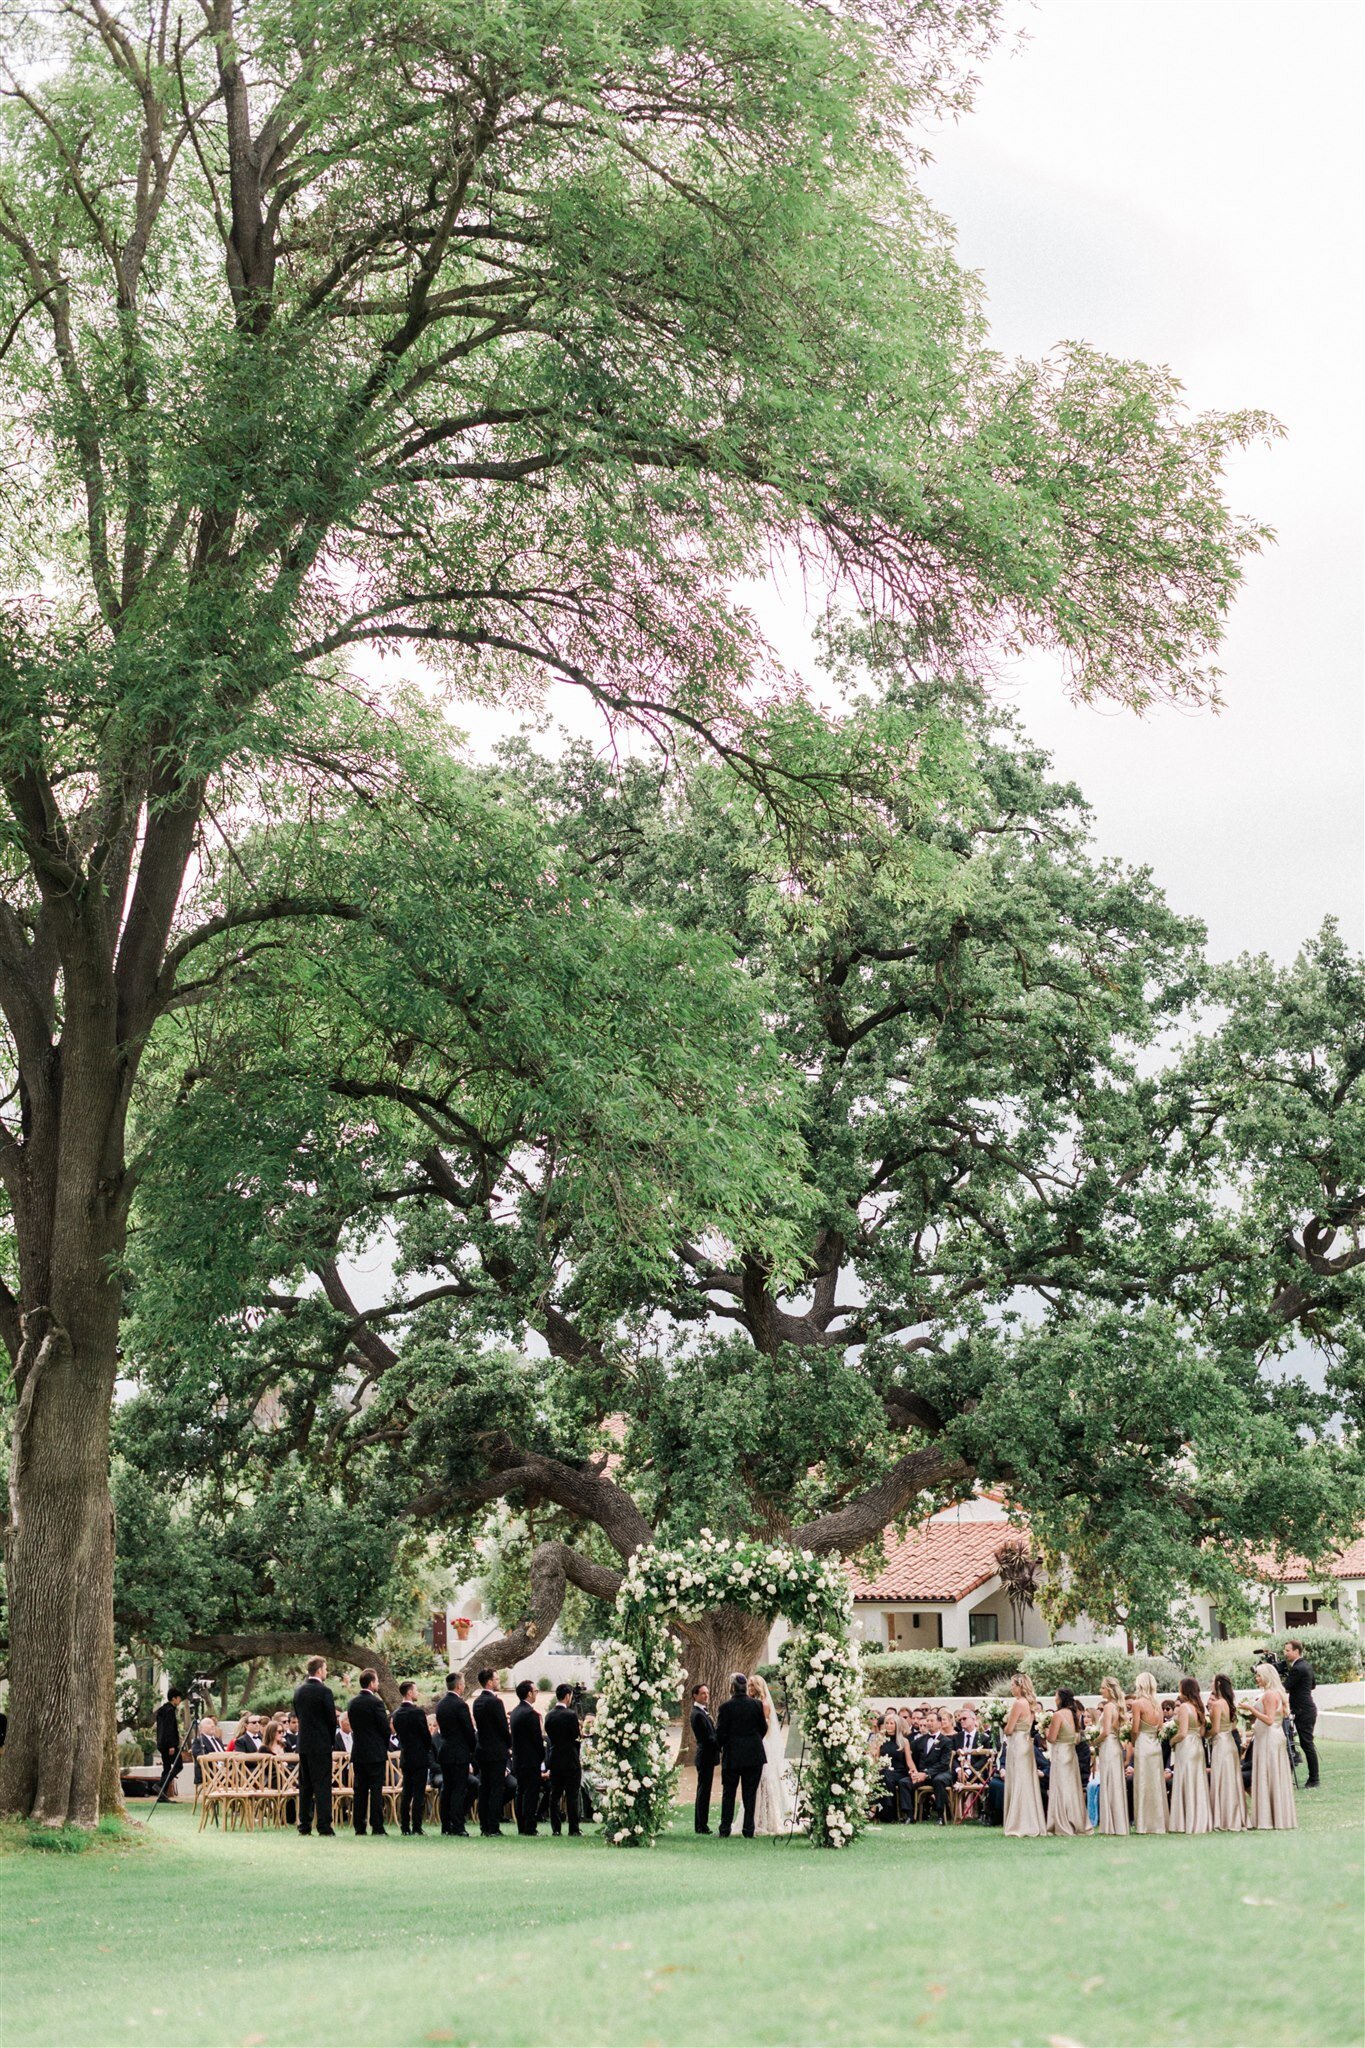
[{"left": 593, "top": 1534, "right": 874, "bottom": 1848}]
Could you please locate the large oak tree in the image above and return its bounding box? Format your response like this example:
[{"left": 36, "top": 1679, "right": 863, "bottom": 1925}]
[
  {"left": 0, "top": 0, "right": 1274, "bottom": 1818},
  {"left": 117, "top": 686, "right": 1364, "bottom": 1712}
]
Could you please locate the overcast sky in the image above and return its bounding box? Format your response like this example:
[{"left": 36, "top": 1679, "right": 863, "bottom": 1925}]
[
  {"left": 453, "top": 1, "right": 1363, "bottom": 962},
  {"left": 914, "top": 0, "right": 1364, "bottom": 962}
]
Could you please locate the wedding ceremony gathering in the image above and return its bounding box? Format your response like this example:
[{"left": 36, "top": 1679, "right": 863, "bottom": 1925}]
[{"left": 0, "top": 0, "right": 1361, "bottom": 2044}]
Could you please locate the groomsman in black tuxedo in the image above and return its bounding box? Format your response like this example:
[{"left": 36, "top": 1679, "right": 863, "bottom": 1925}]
[
  {"left": 510, "top": 1681, "right": 546, "bottom": 1835},
  {"left": 346, "top": 1669, "right": 392, "bottom": 1836},
  {"left": 545, "top": 1684, "right": 584, "bottom": 1836},
  {"left": 690, "top": 1684, "right": 719, "bottom": 1834},
  {"left": 393, "top": 1681, "right": 433, "bottom": 1835},
  {"left": 715, "top": 1672, "right": 766, "bottom": 1838},
  {"left": 292, "top": 1655, "right": 339, "bottom": 1837},
  {"left": 1281, "top": 1641, "right": 1320, "bottom": 1787},
  {"left": 472, "top": 1669, "right": 512, "bottom": 1835},
  {"left": 435, "top": 1671, "right": 477, "bottom": 1836}
]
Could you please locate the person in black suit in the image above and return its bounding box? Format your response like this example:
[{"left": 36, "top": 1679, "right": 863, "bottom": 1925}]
[
  {"left": 393, "top": 1681, "right": 433, "bottom": 1835},
  {"left": 282, "top": 1714, "right": 299, "bottom": 1755},
  {"left": 472, "top": 1668, "right": 512, "bottom": 1836},
  {"left": 715, "top": 1671, "right": 767, "bottom": 1838},
  {"left": 509, "top": 1680, "right": 546, "bottom": 1836},
  {"left": 346, "top": 1669, "right": 393, "bottom": 1836},
  {"left": 292, "top": 1656, "right": 339, "bottom": 1837},
  {"left": 1281, "top": 1641, "right": 1320, "bottom": 1787},
  {"left": 544, "top": 1684, "right": 584, "bottom": 1835},
  {"left": 191, "top": 1715, "right": 225, "bottom": 1788},
  {"left": 690, "top": 1684, "right": 720, "bottom": 1834},
  {"left": 435, "top": 1671, "right": 477, "bottom": 1836},
  {"left": 154, "top": 1689, "right": 184, "bottom": 1798},
  {"left": 912, "top": 1712, "right": 955, "bottom": 1823}
]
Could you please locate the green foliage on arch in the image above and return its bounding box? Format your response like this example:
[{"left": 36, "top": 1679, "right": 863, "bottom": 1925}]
[{"left": 593, "top": 1537, "right": 874, "bottom": 1848}]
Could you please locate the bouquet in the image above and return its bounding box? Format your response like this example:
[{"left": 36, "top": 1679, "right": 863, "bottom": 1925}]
[{"left": 979, "top": 1697, "right": 1009, "bottom": 1742}]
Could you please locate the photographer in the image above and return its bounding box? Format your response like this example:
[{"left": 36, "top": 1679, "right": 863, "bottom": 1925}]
[
  {"left": 153, "top": 1687, "right": 184, "bottom": 1797},
  {"left": 1279, "top": 1641, "right": 1320, "bottom": 1789}
]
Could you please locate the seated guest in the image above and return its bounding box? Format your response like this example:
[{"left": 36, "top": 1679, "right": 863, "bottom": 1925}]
[
  {"left": 953, "top": 1704, "right": 985, "bottom": 1758},
  {"left": 875, "top": 1709, "right": 913, "bottom": 1822},
  {"left": 282, "top": 1713, "right": 300, "bottom": 1754},
  {"left": 334, "top": 1712, "right": 353, "bottom": 1755},
  {"left": 191, "top": 1715, "right": 225, "bottom": 1785},
  {"left": 230, "top": 1715, "right": 261, "bottom": 1753},
  {"left": 985, "top": 1737, "right": 1007, "bottom": 1825},
  {"left": 259, "top": 1718, "right": 286, "bottom": 1755},
  {"left": 911, "top": 1712, "right": 955, "bottom": 1823}
]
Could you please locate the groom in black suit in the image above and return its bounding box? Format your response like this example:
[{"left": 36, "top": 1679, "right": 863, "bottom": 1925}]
[
  {"left": 715, "top": 1672, "right": 766, "bottom": 1839},
  {"left": 690, "top": 1684, "right": 720, "bottom": 1834}
]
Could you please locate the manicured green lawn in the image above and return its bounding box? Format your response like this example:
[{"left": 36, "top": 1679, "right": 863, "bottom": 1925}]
[{"left": 3, "top": 1743, "right": 1361, "bottom": 2048}]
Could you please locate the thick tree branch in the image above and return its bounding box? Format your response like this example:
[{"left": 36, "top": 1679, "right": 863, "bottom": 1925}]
[{"left": 459, "top": 1538, "right": 623, "bottom": 1686}]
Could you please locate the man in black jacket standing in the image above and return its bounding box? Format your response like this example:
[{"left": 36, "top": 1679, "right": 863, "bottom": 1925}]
[
  {"left": 690, "top": 1684, "right": 719, "bottom": 1834},
  {"left": 509, "top": 1680, "right": 546, "bottom": 1836},
  {"left": 393, "top": 1681, "right": 433, "bottom": 1835},
  {"left": 544, "top": 1684, "right": 583, "bottom": 1836},
  {"left": 1281, "top": 1640, "right": 1320, "bottom": 1787},
  {"left": 153, "top": 1688, "right": 183, "bottom": 1799},
  {"left": 292, "top": 1656, "right": 339, "bottom": 1837},
  {"left": 347, "top": 1669, "right": 393, "bottom": 1836},
  {"left": 715, "top": 1672, "right": 767, "bottom": 1839},
  {"left": 435, "top": 1671, "right": 477, "bottom": 1836},
  {"left": 472, "top": 1669, "right": 512, "bottom": 1836}
]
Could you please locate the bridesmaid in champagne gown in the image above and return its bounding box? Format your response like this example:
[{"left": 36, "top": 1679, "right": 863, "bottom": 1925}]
[
  {"left": 1130, "top": 1672, "right": 1168, "bottom": 1834},
  {"left": 1095, "top": 1675, "right": 1130, "bottom": 1835},
  {"left": 1044, "top": 1689, "right": 1091, "bottom": 1835},
  {"left": 1207, "top": 1674, "right": 1246, "bottom": 1832},
  {"left": 1168, "top": 1677, "right": 1213, "bottom": 1833},
  {"left": 1248, "top": 1662, "right": 1298, "bottom": 1830},
  {"left": 1002, "top": 1674, "right": 1047, "bottom": 1837}
]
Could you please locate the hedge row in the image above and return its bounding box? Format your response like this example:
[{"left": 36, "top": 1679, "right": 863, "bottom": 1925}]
[
  {"left": 857, "top": 1625, "right": 1361, "bottom": 1698},
  {"left": 1190, "top": 1630, "right": 1362, "bottom": 1688}
]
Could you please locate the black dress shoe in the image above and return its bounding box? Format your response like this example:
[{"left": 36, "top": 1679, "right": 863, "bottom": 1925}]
[{"left": 695, "top": 1826, "right": 712, "bottom": 1835}]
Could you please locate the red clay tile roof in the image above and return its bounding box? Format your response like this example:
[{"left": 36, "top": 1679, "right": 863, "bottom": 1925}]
[
  {"left": 1252, "top": 1536, "right": 1365, "bottom": 1582},
  {"left": 847, "top": 1519, "right": 1026, "bottom": 1603}
]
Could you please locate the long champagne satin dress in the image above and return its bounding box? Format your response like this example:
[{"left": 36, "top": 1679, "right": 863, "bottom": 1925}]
[
  {"left": 1045, "top": 1725, "right": 1091, "bottom": 1835},
  {"left": 1003, "top": 1719, "right": 1046, "bottom": 1837},
  {"left": 1208, "top": 1724, "right": 1246, "bottom": 1832},
  {"left": 1096, "top": 1727, "right": 1129, "bottom": 1835},
  {"left": 1132, "top": 1722, "right": 1168, "bottom": 1834},
  {"left": 1250, "top": 1701, "right": 1297, "bottom": 1830},
  {"left": 1168, "top": 1725, "right": 1212, "bottom": 1833}
]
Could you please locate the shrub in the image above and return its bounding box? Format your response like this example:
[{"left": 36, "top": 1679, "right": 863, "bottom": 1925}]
[
  {"left": 951, "top": 1643, "right": 1032, "bottom": 1696},
  {"left": 859, "top": 1650, "right": 959, "bottom": 1697},
  {"left": 1130, "top": 1653, "right": 1183, "bottom": 1693},
  {"left": 1191, "top": 1639, "right": 1258, "bottom": 1687},
  {"left": 1195, "top": 1627, "right": 1361, "bottom": 1687},
  {"left": 1269, "top": 1626, "right": 1362, "bottom": 1683},
  {"left": 245, "top": 1689, "right": 296, "bottom": 1717},
  {"left": 1024, "top": 1645, "right": 1133, "bottom": 1695}
]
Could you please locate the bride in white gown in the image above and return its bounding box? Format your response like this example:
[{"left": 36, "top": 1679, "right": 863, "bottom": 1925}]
[{"left": 748, "top": 1675, "right": 793, "bottom": 1835}]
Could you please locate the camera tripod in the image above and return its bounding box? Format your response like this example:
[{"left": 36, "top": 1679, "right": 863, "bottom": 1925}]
[{"left": 143, "top": 1678, "right": 213, "bottom": 1823}]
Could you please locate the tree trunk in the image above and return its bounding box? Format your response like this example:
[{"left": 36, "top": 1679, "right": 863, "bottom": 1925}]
[
  {"left": 1, "top": 1307, "right": 121, "bottom": 1826},
  {"left": 674, "top": 1606, "right": 771, "bottom": 1764}
]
